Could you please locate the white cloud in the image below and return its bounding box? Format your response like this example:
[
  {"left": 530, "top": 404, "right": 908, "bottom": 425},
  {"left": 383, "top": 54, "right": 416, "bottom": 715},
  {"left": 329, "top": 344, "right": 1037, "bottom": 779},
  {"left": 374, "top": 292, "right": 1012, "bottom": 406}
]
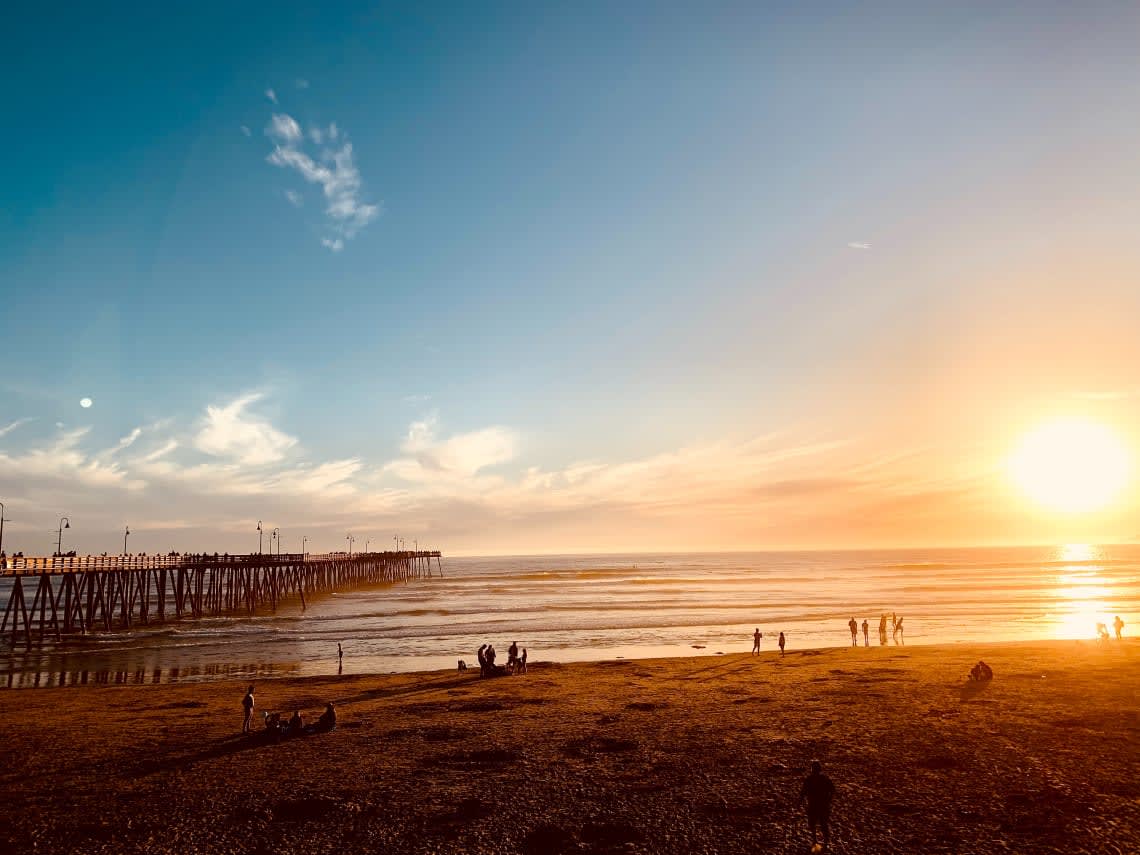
[
  {"left": 0, "top": 417, "right": 33, "bottom": 439},
  {"left": 847, "top": 241, "right": 871, "bottom": 250},
  {"left": 194, "top": 393, "right": 298, "bottom": 466},
  {"left": 265, "top": 113, "right": 378, "bottom": 250},
  {"left": 265, "top": 88, "right": 278, "bottom": 104},
  {"left": 0, "top": 427, "right": 140, "bottom": 490},
  {"left": 267, "top": 113, "right": 303, "bottom": 143},
  {"left": 285, "top": 189, "right": 303, "bottom": 207},
  {"left": 240, "top": 125, "right": 252, "bottom": 137},
  {"left": 384, "top": 415, "right": 517, "bottom": 483}
]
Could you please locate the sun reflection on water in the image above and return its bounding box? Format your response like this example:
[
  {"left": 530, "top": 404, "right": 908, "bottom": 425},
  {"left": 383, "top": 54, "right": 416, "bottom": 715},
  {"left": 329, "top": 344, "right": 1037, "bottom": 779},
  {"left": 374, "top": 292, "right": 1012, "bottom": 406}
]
[{"left": 1052, "top": 544, "right": 1111, "bottom": 639}]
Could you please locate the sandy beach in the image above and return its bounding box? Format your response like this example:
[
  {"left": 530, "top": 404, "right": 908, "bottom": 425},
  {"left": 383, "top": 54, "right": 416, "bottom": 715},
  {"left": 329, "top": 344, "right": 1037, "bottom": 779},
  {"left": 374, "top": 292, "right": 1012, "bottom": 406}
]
[{"left": 1, "top": 639, "right": 1136, "bottom": 854}]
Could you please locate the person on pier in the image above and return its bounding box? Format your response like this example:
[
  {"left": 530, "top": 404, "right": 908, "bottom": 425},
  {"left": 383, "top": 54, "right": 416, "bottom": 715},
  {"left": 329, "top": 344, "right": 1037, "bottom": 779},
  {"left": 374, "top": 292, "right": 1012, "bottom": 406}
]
[{"left": 241, "top": 685, "right": 255, "bottom": 734}]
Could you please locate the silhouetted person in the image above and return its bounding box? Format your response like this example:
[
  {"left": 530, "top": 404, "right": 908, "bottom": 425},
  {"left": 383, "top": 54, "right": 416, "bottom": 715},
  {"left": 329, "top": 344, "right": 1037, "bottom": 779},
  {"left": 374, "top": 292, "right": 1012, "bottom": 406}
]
[
  {"left": 778, "top": 632, "right": 786, "bottom": 656},
  {"left": 1114, "top": 615, "right": 1124, "bottom": 639},
  {"left": 242, "top": 685, "right": 255, "bottom": 734},
  {"left": 519, "top": 648, "right": 528, "bottom": 674},
  {"left": 317, "top": 702, "right": 336, "bottom": 732},
  {"left": 1097, "top": 622, "right": 1110, "bottom": 640},
  {"left": 338, "top": 642, "right": 343, "bottom": 663},
  {"left": 878, "top": 614, "right": 888, "bottom": 646},
  {"left": 288, "top": 710, "right": 303, "bottom": 737},
  {"left": 892, "top": 613, "right": 904, "bottom": 645},
  {"left": 508, "top": 640, "right": 519, "bottom": 671},
  {"left": 752, "top": 627, "right": 762, "bottom": 655},
  {"left": 861, "top": 619, "right": 869, "bottom": 647},
  {"left": 477, "top": 644, "right": 488, "bottom": 677},
  {"left": 798, "top": 760, "right": 835, "bottom": 850},
  {"left": 847, "top": 617, "right": 858, "bottom": 647}
]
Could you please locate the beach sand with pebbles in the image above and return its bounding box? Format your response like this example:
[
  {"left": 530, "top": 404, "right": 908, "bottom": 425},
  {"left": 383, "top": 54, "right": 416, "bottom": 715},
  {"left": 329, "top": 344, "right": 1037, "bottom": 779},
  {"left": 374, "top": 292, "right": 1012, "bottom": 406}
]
[{"left": 1, "top": 639, "right": 1137, "bottom": 854}]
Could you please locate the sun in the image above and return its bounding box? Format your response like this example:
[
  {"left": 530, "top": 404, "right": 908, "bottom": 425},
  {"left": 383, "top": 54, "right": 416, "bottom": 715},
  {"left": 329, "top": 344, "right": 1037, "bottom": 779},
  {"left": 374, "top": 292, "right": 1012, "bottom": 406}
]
[{"left": 1008, "top": 419, "right": 1131, "bottom": 513}]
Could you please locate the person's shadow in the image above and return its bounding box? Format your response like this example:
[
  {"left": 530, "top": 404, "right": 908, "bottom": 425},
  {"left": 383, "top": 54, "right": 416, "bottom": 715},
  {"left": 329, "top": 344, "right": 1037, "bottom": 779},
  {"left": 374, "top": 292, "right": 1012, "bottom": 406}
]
[{"left": 958, "top": 679, "right": 990, "bottom": 702}]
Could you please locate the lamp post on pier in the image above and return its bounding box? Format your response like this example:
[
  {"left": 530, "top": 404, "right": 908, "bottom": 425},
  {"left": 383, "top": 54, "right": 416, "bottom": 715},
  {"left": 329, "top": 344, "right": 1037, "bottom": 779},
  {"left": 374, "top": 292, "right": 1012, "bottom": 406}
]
[
  {"left": 57, "top": 516, "right": 71, "bottom": 556},
  {"left": 0, "top": 501, "right": 7, "bottom": 558},
  {"left": 302, "top": 536, "right": 308, "bottom": 555},
  {"left": 123, "top": 526, "right": 130, "bottom": 555},
  {"left": 365, "top": 538, "right": 371, "bottom": 553},
  {"left": 393, "top": 534, "right": 398, "bottom": 552},
  {"left": 346, "top": 534, "right": 354, "bottom": 556},
  {"left": 257, "top": 520, "right": 263, "bottom": 555},
  {"left": 271, "top": 527, "right": 280, "bottom": 556}
]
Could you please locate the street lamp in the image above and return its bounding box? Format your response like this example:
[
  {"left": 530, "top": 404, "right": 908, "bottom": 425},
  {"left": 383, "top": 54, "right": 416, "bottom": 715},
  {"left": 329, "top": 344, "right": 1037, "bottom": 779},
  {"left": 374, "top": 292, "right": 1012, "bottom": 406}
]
[
  {"left": 123, "top": 526, "right": 130, "bottom": 555},
  {"left": 57, "top": 516, "right": 71, "bottom": 556},
  {"left": 393, "top": 534, "right": 398, "bottom": 552},
  {"left": 257, "top": 520, "right": 263, "bottom": 554},
  {"left": 365, "top": 538, "right": 371, "bottom": 553},
  {"left": 271, "top": 527, "right": 280, "bottom": 556},
  {"left": 346, "top": 534, "right": 354, "bottom": 556},
  {"left": 302, "top": 536, "right": 308, "bottom": 555},
  {"left": 0, "top": 501, "right": 7, "bottom": 558}
]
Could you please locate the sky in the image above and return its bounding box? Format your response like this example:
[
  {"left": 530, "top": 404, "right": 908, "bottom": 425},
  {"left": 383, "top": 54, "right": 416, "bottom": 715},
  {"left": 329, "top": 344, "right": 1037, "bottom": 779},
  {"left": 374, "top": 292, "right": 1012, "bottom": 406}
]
[{"left": 2, "top": 2, "right": 1140, "bottom": 556}]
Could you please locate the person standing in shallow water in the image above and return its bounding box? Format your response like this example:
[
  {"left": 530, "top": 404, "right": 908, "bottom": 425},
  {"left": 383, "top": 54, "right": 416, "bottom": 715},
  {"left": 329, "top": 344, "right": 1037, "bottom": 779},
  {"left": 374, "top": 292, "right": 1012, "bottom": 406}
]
[
  {"left": 861, "top": 619, "right": 869, "bottom": 647},
  {"left": 778, "top": 632, "right": 786, "bottom": 656},
  {"left": 1114, "top": 615, "right": 1124, "bottom": 639},
  {"left": 241, "top": 685, "right": 255, "bottom": 734},
  {"left": 847, "top": 617, "right": 858, "bottom": 647},
  {"left": 798, "top": 760, "right": 836, "bottom": 851},
  {"left": 878, "top": 613, "right": 888, "bottom": 646},
  {"left": 752, "top": 627, "right": 762, "bottom": 655}
]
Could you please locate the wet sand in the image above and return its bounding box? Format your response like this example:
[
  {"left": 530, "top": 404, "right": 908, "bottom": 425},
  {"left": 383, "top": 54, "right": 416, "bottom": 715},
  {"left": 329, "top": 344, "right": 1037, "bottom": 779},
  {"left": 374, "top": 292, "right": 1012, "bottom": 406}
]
[{"left": 0, "top": 639, "right": 1136, "bottom": 854}]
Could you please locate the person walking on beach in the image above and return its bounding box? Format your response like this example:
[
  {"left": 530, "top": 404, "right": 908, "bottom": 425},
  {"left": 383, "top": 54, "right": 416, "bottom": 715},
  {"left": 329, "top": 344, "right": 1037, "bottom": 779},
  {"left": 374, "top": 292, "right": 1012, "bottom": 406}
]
[
  {"left": 338, "top": 642, "right": 343, "bottom": 662},
  {"left": 241, "top": 685, "right": 255, "bottom": 734},
  {"left": 778, "top": 632, "right": 786, "bottom": 656},
  {"left": 798, "top": 760, "right": 836, "bottom": 851},
  {"left": 847, "top": 617, "right": 858, "bottom": 647},
  {"left": 861, "top": 619, "right": 869, "bottom": 647},
  {"left": 1114, "top": 615, "right": 1125, "bottom": 639},
  {"left": 752, "top": 627, "right": 762, "bottom": 655},
  {"left": 893, "top": 614, "right": 904, "bottom": 645}
]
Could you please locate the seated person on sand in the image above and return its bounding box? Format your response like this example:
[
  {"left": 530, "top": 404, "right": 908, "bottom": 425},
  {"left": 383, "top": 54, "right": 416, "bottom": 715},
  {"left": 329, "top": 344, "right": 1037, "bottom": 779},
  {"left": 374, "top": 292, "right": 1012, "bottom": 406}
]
[
  {"left": 288, "top": 710, "right": 304, "bottom": 737},
  {"left": 315, "top": 703, "right": 337, "bottom": 733},
  {"left": 969, "top": 661, "right": 993, "bottom": 682}
]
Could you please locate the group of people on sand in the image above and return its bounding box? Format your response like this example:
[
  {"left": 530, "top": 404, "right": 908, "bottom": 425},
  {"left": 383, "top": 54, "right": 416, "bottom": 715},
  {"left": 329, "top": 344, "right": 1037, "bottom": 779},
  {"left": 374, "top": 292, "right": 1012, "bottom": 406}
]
[
  {"left": 858, "top": 613, "right": 903, "bottom": 646},
  {"left": 752, "top": 628, "right": 787, "bottom": 656},
  {"left": 474, "top": 641, "right": 528, "bottom": 677},
  {"left": 1097, "top": 615, "right": 1126, "bottom": 640},
  {"left": 241, "top": 685, "right": 336, "bottom": 740}
]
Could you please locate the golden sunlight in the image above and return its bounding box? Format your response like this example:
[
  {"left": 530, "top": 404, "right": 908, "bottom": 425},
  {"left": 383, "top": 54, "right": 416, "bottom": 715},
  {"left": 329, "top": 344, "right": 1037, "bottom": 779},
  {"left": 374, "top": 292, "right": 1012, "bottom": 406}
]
[{"left": 1008, "top": 419, "right": 1132, "bottom": 513}]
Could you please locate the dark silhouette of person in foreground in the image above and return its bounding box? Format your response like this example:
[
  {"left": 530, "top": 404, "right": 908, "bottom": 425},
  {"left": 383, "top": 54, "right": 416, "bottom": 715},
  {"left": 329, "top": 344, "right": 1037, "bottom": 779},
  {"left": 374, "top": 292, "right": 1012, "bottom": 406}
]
[
  {"left": 242, "top": 685, "right": 255, "bottom": 734},
  {"left": 798, "top": 760, "right": 836, "bottom": 851},
  {"left": 315, "top": 703, "right": 336, "bottom": 732},
  {"left": 969, "top": 661, "right": 993, "bottom": 682},
  {"left": 1114, "top": 615, "right": 1125, "bottom": 639},
  {"left": 477, "top": 644, "right": 488, "bottom": 677},
  {"left": 847, "top": 617, "right": 858, "bottom": 647},
  {"left": 288, "top": 710, "right": 304, "bottom": 737},
  {"left": 752, "top": 627, "right": 762, "bottom": 655},
  {"left": 778, "top": 632, "right": 786, "bottom": 656}
]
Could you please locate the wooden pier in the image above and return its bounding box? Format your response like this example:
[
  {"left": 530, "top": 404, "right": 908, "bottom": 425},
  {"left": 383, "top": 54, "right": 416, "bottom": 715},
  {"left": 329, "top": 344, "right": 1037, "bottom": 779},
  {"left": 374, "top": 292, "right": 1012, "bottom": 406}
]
[{"left": 0, "top": 550, "right": 442, "bottom": 647}]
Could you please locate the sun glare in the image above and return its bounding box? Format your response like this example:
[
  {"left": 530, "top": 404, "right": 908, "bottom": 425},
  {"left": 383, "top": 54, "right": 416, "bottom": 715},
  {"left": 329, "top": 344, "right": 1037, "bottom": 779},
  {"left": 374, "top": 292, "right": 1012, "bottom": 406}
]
[{"left": 1009, "top": 419, "right": 1131, "bottom": 513}]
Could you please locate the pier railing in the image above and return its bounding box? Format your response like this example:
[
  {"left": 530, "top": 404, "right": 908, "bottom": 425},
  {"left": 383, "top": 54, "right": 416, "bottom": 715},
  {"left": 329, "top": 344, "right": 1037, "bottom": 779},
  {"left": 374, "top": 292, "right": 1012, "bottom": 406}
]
[{"left": 0, "top": 550, "right": 443, "bottom": 647}]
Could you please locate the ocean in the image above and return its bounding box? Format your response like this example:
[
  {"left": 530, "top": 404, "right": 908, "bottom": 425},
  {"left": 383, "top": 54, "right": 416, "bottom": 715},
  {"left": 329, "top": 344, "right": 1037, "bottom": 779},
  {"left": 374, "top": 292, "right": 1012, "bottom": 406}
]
[{"left": 2, "top": 543, "right": 1138, "bottom": 688}]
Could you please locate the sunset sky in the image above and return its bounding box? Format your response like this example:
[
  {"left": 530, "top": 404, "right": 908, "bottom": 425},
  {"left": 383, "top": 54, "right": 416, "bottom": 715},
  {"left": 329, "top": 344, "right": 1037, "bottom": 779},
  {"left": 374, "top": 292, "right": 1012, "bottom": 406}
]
[{"left": 2, "top": 3, "right": 1140, "bottom": 555}]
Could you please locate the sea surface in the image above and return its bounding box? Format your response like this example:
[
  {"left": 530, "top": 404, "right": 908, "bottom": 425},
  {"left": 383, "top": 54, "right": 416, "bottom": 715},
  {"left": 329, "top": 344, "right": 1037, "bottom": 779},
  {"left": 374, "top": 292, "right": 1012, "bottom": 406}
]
[{"left": 2, "top": 544, "right": 1138, "bottom": 688}]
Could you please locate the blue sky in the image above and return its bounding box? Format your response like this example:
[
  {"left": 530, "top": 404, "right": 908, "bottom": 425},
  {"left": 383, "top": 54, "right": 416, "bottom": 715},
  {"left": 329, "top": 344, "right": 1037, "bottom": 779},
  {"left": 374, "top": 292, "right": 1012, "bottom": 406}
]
[{"left": 3, "top": 3, "right": 1140, "bottom": 555}]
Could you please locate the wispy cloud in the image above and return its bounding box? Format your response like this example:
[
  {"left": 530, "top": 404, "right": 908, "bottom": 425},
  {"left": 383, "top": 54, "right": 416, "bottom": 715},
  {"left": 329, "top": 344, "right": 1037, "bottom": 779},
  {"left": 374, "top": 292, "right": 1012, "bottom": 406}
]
[
  {"left": 847, "top": 241, "right": 871, "bottom": 250},
  {"left": 285, "top": 189, "right": 303, "bottom": 207},
  {"left": 383, "top": 415, "right": 517, "bottom": 483},
  {"left": 265, "top": 111, "right": 379, "bottom": 250},
  {"left": 265, "top": 88, "right": 278, "bottom": 104},
  {"left": 0, "top": 417, "right": 33, "bottom": 439},
  {"left": 194, "top": 393, "right": 298, "bottom": 466},
  {"left": 296, "top": 78, "right": 310, "bottom": 90},
  {"left": 240, "top": 125, "right": 252, "bottom": 137}
]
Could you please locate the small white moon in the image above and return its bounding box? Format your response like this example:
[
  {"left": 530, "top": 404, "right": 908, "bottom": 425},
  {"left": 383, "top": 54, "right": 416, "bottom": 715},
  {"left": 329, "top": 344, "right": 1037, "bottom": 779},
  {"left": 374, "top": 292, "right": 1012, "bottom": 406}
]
[{"left": 80, "top": 397, "right": 93, "bottom": 408}]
